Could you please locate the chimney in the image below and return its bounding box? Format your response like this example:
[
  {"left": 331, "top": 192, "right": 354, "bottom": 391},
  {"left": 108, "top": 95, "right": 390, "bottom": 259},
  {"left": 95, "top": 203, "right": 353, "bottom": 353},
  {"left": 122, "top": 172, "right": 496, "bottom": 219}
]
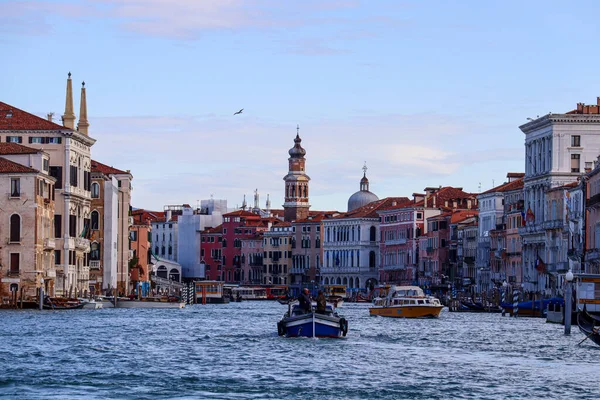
[
  {"left": 47, "top": 113, "right": 53, "bottom": 122},
  {"left": 433, "top": 196, "right": 436, "bottom": 208}
]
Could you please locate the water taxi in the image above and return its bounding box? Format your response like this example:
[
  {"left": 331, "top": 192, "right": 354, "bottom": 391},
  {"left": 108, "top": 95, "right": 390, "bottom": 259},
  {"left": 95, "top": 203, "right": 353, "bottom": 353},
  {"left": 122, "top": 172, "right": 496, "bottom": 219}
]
[
  {"left": 324, "top": 285, "right": 347, "bottom": 307},
  {"left": 369, "top": 285, "right": 443, "bottom": 318}
]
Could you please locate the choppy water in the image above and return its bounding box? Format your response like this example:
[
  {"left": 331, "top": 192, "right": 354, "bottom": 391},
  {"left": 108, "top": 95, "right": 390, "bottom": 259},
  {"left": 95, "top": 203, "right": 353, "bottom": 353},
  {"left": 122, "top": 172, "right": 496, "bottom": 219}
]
[{"left": 0, "top": 302, "right": 598, "bottom": 400}]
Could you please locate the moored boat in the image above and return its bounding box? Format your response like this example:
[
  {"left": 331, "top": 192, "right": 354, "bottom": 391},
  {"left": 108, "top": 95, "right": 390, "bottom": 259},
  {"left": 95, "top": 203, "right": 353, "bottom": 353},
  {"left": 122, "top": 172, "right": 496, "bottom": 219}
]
[
  {"left": 78, "top": 298, "right": 103, "bottom": 309},
  {"left": 277, "top": 302, "right": 348, "bottom": 338},
  {"left": 577, "top": 307, "right": 600, "bottom": 347},
  {"left": 116, "top": 297, "right": 185, "bottom": 309},
  {"left": 369, "top": 286, "right": 443, "bottom": 318},
  {"left": 43, "top": 297, "right": 85, "bottom": 310}
]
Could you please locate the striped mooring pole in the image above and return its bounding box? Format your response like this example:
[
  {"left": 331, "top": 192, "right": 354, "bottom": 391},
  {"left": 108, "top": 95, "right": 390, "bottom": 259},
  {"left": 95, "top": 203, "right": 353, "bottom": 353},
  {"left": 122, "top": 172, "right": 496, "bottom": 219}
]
[
  {"left": 512, "top": 289, "right": 519, "bottom": 318},
  {"left": 501, "top": 288, "right": 506, "bottom": 316}
]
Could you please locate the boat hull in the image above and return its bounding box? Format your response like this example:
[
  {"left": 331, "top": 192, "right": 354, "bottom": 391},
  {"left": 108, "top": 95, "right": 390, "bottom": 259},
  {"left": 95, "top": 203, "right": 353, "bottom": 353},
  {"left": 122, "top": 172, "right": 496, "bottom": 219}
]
[
  {"left": 577, "top": 310, "right": 600, "bottom": 347},
  {"left": 369, "top": 305, "right": 443, "bottom": 318},
  {"left": 279, "top": 312, "right": 347, "bottom": 338},
  {"left": 116, "top": 300, "right": 185, "bottom": 309},
  {"left": 82, "top": 301, "right": 103, "bottom": 309}
]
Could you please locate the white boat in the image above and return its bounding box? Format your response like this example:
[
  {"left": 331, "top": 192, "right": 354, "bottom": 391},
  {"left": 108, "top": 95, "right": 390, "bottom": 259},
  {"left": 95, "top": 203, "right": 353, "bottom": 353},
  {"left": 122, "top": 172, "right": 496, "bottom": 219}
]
[
  {"left": 369, "top": 286, "right": 443, "bottom": 318},
  {"left": 78, "top": 298, "right": 103, "bottom": 309},
  {"left": 116, "top": 297, "right": 186, "bottom": 309}
]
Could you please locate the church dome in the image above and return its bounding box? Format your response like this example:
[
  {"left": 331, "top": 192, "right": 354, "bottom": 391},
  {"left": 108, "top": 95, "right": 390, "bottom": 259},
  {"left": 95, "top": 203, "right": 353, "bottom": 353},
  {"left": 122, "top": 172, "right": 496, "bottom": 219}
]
[
  {"left": 348, "top": 190, "right": 379, "bottom": 212},
  {"left": 347, "top": 165, "right": 378, "bottom": 211}
]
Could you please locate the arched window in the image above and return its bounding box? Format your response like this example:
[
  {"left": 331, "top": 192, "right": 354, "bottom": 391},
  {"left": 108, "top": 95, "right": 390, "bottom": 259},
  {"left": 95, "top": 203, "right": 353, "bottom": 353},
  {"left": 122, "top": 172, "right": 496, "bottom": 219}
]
[
  {"left": 9, "top": 214, "right": 20, "bottom": 242},
  {"left": 169, "top": 268, "right": 180, "bottom": 282},
  {"left": 157, "top": 265, "right": 168, "bottom": 278},
  {"left": 369, "top": 226, "right": 376, "bottom": 242},
  {"left": 91, "top": 211, "right": 99, "bottom": 230},
  {"left": 91, "top": 182, "right": 100, "bottom": 198}
]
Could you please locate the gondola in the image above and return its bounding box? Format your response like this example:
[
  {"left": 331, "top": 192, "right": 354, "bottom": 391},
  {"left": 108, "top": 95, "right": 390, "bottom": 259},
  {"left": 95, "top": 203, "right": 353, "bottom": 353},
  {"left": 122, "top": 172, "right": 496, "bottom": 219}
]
[{"left": 577, "top": 306, "right": 600, "bottom": 347}]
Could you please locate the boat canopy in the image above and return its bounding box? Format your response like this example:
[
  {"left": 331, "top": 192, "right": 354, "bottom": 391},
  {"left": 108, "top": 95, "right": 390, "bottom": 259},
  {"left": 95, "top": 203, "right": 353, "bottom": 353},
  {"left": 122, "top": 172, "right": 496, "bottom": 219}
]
[{"left": 387, "top": 286, "right": 425, "bottom": 298}]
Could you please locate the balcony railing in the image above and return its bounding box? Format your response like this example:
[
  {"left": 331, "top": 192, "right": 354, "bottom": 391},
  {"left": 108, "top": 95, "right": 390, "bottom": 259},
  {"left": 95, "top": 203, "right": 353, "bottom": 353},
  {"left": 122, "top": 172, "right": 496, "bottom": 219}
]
[
  {"left": 384, "top": 238, "right": 407, "bottom": 246},
  {"left": 543, "top": 219, "right": 564, "bottom": 230},
  {"left": 90, "top": 260, "right": 101, "bottom": 269},
  {"left": 383, "top": 264, "right": 406, "bottom": 271},
  {"left": 586, "top": 248, "right": 600, "bottom": 262},
  {"left": 43, "top": 238, "right": 56, "bottom": 250},
  {"left": 426, "top": 247, "right": 434, "bottom": 254}
]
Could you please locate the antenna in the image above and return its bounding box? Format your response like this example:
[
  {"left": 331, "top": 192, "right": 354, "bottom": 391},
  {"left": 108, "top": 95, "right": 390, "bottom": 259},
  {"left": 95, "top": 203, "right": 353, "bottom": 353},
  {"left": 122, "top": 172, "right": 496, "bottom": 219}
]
[{"left": 478, "top": 182, "right": 482, "bottom": 192}]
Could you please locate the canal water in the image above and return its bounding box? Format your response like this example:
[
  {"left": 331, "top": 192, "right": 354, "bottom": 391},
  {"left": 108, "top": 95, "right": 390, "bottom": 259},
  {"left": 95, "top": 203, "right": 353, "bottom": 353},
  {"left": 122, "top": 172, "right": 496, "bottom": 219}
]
[{"left": 0, "top": 302, "right": 598, "bottom": 400}]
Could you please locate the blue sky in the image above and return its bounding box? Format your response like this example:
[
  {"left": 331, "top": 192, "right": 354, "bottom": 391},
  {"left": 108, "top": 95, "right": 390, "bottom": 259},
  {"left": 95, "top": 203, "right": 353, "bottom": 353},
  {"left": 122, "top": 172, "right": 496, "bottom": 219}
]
[{"left": 2, "top": 0, "right": 600, "bottom": 212}]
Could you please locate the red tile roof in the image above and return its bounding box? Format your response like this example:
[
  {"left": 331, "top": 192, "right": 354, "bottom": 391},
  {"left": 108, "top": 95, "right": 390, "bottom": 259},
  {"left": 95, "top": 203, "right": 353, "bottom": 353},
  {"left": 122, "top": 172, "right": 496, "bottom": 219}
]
[
  {"left": 91, "top": 159, "right": 128, "bottom": 175},
  {"left": 0, "top": 143, "right": 41, "bottom": 155},
  {"left": 0, "top": 157, "right": 38, "bottom": 173},
  {"left": 202, "top": 224, "right": 223, "bottom": 234},
  {"left": 481, "top": 178, "right": 524, "bottom": 194},
  {"left": 223, "top": 209, "right": 261, "bottom": 218},
  {"left": 131, "top": 209, "right": 165, "bottom": 224},
  {"left": 0, "top": 102, "right": 70, "bottom": 131},
  {"left": 450, "top": 210, "right": 479, "bottom": 224},
  {"left": 334, "top": 197, "right": 412, "bottom": 219}
]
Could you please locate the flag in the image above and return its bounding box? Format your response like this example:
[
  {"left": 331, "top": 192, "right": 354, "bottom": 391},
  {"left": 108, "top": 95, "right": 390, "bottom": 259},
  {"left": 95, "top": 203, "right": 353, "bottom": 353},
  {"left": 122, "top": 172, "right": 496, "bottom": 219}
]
[
  {"left": 525, "top": 207, "right": 535, "bottom": 225},
  {"left": 535, "top": 251, "right": 547, "bottom": 274},
  {"left": 521, "top": 210, "right": 526, "bottom": 226}
]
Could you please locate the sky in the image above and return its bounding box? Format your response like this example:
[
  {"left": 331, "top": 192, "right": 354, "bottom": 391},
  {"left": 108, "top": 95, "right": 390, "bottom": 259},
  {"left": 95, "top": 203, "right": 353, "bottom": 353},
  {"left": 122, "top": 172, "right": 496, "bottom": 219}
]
[{"left": 2, "top": 0, "right": 600, "bottom": 212}]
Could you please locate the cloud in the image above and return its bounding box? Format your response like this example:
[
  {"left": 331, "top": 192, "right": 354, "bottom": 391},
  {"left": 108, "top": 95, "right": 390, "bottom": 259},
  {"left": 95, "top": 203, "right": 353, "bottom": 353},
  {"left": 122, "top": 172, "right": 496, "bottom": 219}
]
[{"left": 81, "top": 110, "right": 520, "bottom": 212}]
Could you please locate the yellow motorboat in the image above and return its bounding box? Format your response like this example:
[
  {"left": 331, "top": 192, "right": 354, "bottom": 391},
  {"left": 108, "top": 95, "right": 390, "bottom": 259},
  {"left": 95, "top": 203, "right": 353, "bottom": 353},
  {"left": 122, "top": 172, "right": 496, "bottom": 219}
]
[{"left": 369, "top": 286, "right": 443, "bottom": 318}]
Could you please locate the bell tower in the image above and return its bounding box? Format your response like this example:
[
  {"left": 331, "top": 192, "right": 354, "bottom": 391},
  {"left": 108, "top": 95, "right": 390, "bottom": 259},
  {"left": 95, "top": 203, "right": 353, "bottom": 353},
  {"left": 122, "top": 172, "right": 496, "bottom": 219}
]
[{"left": 283, "top": 125, "right": 310, "bottom": 222}]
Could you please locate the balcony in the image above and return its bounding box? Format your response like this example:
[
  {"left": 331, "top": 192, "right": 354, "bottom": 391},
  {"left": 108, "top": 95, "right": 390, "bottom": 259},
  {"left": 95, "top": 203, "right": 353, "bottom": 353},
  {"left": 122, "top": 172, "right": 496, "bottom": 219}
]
[
  {"left": 74, "top": 237, "right": 90, "bottom": 252},
  {"left": 384, "top": 238, "right": 407, "bottom": 246},
  {"left": 383, "top": 264, "right": 406, "bottom": 271},
  {"left": 90, "top": 260, "right": 101, "bottom": 270},
  {"left": 464, "top": 256, "right": 475, "bottom": 265},
  {"left": 543, "top": 219, "right": 564, "bottom": 230},
  {"left": 45, "top": 268, "right": 56, "bottom": 278},
  {"left": 518, "top": 223, "right": 544, "bottom": 236},
  {"left": 43, "top": 238, "right": 56, "bottom": 250},
  {"left": 290, "top": 267, "right": 306, "bottom": 274}
]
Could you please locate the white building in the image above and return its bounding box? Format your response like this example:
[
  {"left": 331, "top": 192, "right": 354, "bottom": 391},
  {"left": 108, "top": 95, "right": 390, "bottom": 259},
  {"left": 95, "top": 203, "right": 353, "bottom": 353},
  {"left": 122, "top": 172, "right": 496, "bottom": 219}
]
[{"left": 519, "top": 98, "right": 600, "bottom": 293}]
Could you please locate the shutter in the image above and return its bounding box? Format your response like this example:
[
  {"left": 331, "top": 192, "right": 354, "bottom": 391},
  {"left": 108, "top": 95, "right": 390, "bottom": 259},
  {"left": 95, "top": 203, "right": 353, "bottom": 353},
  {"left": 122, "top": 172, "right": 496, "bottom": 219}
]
[
  {"left": 18, "top": 137, "right": 22, "bottom": 143},
  {"left": 28, "top": 137, "right": 33, "bottom": 144}
]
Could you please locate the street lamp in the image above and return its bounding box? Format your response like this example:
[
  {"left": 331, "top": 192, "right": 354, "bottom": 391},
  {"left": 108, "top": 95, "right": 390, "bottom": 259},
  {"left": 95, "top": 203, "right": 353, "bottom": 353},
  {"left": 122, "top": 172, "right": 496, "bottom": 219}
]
[{"left": 564, "top": 269, "right": 574, "bottom": 335}]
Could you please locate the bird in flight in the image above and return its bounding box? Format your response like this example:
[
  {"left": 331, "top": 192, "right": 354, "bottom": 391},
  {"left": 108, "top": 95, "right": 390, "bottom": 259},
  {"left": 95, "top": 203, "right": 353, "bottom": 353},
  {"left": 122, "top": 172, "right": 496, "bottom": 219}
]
[{"left": 234, "top": 109, "right": 243, "bottom": 115}]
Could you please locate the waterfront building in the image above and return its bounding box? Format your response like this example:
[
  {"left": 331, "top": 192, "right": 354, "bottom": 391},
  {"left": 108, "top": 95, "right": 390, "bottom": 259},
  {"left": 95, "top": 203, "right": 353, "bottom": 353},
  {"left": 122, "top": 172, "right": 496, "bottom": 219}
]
[
  {"left": 0, "top": 144, "right": 56, "bottom": 299},
  {"left": 479, "top": 174, "right": 524, "bottom": 294},
  {"left": 449, "top": 211, "right": 478, "bottom": 290},
  {"left": 283, "top": 127, "right": 310, "bottom": 222},
  {"left": 502, "top": 177, "right": 525, "bottom": 289},
  {"left": 0, "top": 74, "right": 95, "bottom": 296},
  {"left": 585, "top": 161, "right": 600, "bottom": 274},
  {"left": 379, "top": 187, "right": 477, "bottom": 287},
  {"left": 151, "top": 205, "right": 182, "bottom": 263},
  {"left": 177, "top": 200, "right": 226, "bottom": 280},
  {"left": 322, "top": 197, "right": 409, "bottom": 293},
  {"left": 240, "top": 233, "right": 264, "bottom": 284},
  {"left": 566, "top": 179, "right": 585, "bottom": 274},
  {"left": 90, "top": 160, "right": 133, "bottom": 296},
  {"left": 221, "top": 210, "right": 266, "bottom": 283},
  {"left": 519, "top": 98, "right": 600, "bottom": 293},
  {"left": 130, "top": 209, "right": 164, "bottom": 296},
  {"left": 290, "top": 214, "right": 328, "bottom": 294},
  {"left": 461, "top": 221, "right": 479, "bottom": 291},
  {"left": 263, "top": 222, "right": 293, "bottom": 285},
  {"left": 200, "top": 225, "right": 224, "bottom": 281}
]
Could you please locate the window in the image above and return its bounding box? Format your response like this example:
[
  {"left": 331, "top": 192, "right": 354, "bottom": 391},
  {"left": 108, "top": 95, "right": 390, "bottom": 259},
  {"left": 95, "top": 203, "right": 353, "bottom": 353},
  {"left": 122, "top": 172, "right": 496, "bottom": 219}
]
[
  {"left": 54, "top": 250, "right": 61, "bottom": 264},
  {"left": 6, "top": 136, "right": 22, "bottom": 143},
  {"left": 9, "top": 253, "right": 19, "bottom": 275},
  {"left": 83, "top": 171, "right": 90, "bottom": 191},
  {"left": 29, "top": 137, "right": 43, "bottom": 144},
  {"left": 130, "top": 231, "right": 137, "bottom": 241},
  {"left": 9, "top": 214, "right": 20, "bottom": 242},
  {"left": 10, "top": 178, "right": 20, "bottom": 197},
  {"left": 571, "top": 154, "right": 581, "bottom": 173},
  {"left": 571, "top": 135, "right": 581, "bottom": 147},
  {"left": 70, "top": 165, "right": 78, "bottom": 187},
  {"left": 91, "top": 211, "right": 99, "bottom": 230},
  {"left": 91, "top": 182, "right": 100, "bottom": 198},
  {"left": 42, "top": 158, "right": 49, "bottom": 172},
  {"left": 69, "top": 215, "right": 77, "bottom": 237},
  {"left": 54, "top": 215, "right": 62, "bottom": 237},
  {"left": 47, "top": 137, "right": 62, "bottom": 144},
  {"left": 585, "top": 162, "right": 593, "bottom": 172},
  {"left": 49, "top": 166, "right": 62, "bottom": 189}
]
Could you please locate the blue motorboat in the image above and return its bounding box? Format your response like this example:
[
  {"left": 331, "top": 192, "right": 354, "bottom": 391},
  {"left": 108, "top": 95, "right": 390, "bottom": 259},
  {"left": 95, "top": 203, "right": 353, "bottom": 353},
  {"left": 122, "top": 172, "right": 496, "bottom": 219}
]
[{"left": 277, "top": 302, "right": 348, "bottom": 338}]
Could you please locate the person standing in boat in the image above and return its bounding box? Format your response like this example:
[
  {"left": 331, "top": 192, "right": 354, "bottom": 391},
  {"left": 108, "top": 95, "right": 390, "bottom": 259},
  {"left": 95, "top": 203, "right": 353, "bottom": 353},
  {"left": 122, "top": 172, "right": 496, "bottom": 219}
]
[
  {"left": 316, "top": 290, "right": 327, "bottom": 314},
  {"left": 298, "top": 288, "right": 312, "bottom": 313}
]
